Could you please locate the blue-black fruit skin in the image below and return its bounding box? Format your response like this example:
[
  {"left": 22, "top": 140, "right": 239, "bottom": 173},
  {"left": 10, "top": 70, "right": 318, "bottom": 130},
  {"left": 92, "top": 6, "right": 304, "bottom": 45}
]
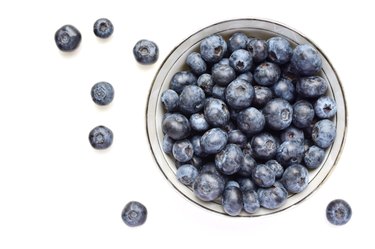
[
  {"left": 186, "top": 52, "right": 207, "bottom": 75},
  {"left": 172, "top": 139, "right": 194, "bottom": 163},
  {"left": 265, "top": 160, "right": 284, "bottom": 179},
  {"left": 162, "top": 113, "right": 191, "bottom": 140},
  {"left": 212, "top": 63, "right": 236, "bottom": 86},
  {"left": 200, "top": 34, "right": 228, "bottom": 64},
  {"left": 193, "top": 173, "right": 225, "bottom": 201},
  {"left": 251, "top": 132, "right": 279, "bottom": 160},
  {"left": 236, "top": 153, "right": 257, "bottom": 177},
  {"left": 228, "top": 129, "right": 247, "bottom": 148},
  {"left": 253, "top": 86, "right": 273, "bottom": 108},
  {"left": 237, "top": 71, "right": 253, "bottom": 83},
  {"left": 179, "top": 85, "right": 205, "bottom": 115},
  {"left": 304, "top": 145, "right": 325, "bottom": 169},
  {"left": 189, "top": 113, "right": 209, "bottom": 132},
  {"left": 176, "top": 164, "right": 199, "bottom": 186},
  {"left": 229, "top": 49, "right": 253, "bottom": 73},
  {"left": 190, "top": 135, "right": 206, "bottom": 158},
  {"left": 236, "top": 107, "right": 265, "bottom": 135},
  {"left": 55, "top": 24, "right": 82, "bottom": 51},
  {"left": 267, "top": 37, "right": 293, "bottom": 65},
  {"left": 296, "top": 76, "right": 328, "bottom": 98},
  {"left": 281, "top": 164, "right": 309, "bottom": 193},
  {"left": 280, "top": 126, "right": 304, "bottom": 144},
  {"left": 314, "top": 96, "right": 337, "bottom": 119},
  {"left": 252, "top": 164, "right": 276, "bottom": 188},
  {"left": 197, "top": 74, "right": 214, "bottom": 96},
  {"left": 170, "top": 71, "right": 197, "bottom": 94},
  {"left": 238, "top": 178, "right": 257, "bottom": 192},
  {"left": 93, "top": 18, "right": 114, "bottom": 38},
  {"left": 246, "top": 38, "right": 268, "bottom": 63},
  {"left": 326, "top": 199, "right": 352, "bottom": 225},
  {"left": 161, "top": 89, "right": 179, "bottom": 112},
  {"left": 312, "top": 119, "right": 336, "bottom": 149},
  {"left": 133, "top": 39, "right": 159, "bottom": 65},
  {"left": 162, "top": 135, "right": 174, "bottom": 155},
  {"left": 292, "top": 100, "right": 315, "bottom": 128},
  {"left": 121, "top": 201, "right": 147, "bottom": 227},
  {"left": 243, "top": 190, "right": 260, "bottom": 214},
  {"left": 276, "top": 140, "right": 305, "bottom": 166},
  {"left": 222, "top": 186, "right": 243, "bottom": 216},
  {"left": 200, "top": 128, "right": 228, "bottom": 154},
  {"left": 215, "top": 144, "right": 244, "bottom": 175},
  {"left": 204, "top": 98, "right": 230, "bottom": 127},
  {"left": 225, "top": 79, "right": 254, "bottom": 110},
  {"left": 263, "top": 98, "right": 293, "bottom": 131},
  {"left": 91, "top": 82, "right": 114, "bottom": 106},
  {"left": 258, "top": 182, "right": 288, "bottom": 209},
  {"left": 254, "top": 62, "right": 281, "bottom": 86},
  {"left": 228, "top": 32, "right": 249, "bottom": 53},
  {"left": 291, "top": 44, "right": 322, "bottom": 76},
  {"left": 212, "top": 85, "right": 226, "bottom": 101},
  {"left": 273, "top": 77, "right": 295, "bottom": 102},
  {"left": 89, "top": 125, "right": 113, "bottom": 150}
]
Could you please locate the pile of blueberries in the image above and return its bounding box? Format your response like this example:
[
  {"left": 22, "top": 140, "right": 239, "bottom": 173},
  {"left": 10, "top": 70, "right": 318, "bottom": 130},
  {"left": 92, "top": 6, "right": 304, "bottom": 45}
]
[{"left": 161, "top": 32, "right": 339, "bottom": 216}]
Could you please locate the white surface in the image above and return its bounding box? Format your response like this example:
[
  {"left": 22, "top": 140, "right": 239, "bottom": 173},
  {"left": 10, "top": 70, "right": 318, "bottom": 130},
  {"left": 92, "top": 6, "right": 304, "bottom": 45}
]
[{"left": 0, "top": 0, "right": 372, "bottom": 248}]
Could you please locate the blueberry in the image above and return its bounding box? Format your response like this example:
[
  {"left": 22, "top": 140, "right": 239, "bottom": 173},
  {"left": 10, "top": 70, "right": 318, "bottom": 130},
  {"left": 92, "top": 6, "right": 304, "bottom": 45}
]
[
  {"left": 89, "top": 125, "right": 113, "bottom": 150},
  {"left": 282, "top": 164, "right": 309, "bottom": 193},
  {"left": 272, "top": 77, "right": 295, "bottom": 102},
  {"left": 254, "top": 62, "right": 281, "bottom": 86},
  {"left": 222, "top": 186, "right": 243, "bottom": 216},
  {"left": 252, "top": 86, "right": 273, "bottom": 108},
  {"left": 236, "top": 71, "right": 253, "bottom": 83},
  {"left": 267, "top": 37, "right": 293, "bottom": 64},
  {"left": 251, "top": 132, "right": 278, "bottom": 160},
  {"left": 218, "top": 58, "right": 230, "bottom": 66},
  {"left": 93, "top": 18, "right": 114, "bottom": 38},
  {"left": 200, "top": 128, "right": 228, "bottom": 154},
  {"left": 121, "top": 201, "right": 147, "bottom": 227},
  {"left": 225, "top": 79, "right": 254, "bottom": 109},
  {"left": 162, "top": 113, "right": 191, "bottom": 140},
  {"left": 162, "top": 135, "right": 174, "bottom": 155},
  {"left": 170, "top": 71, "right": 197, "bottom": 94},
  {"left": 212, "top": 85, "right": 226, "bottom": 101},
  {"left": 212, "top": 63, "right": 236, "bottom": 86},
  {"left": 172, "top": 139, "right": 194, "bottom": 162},
  {"left": 229, "top": 49, "right": 253, "bottom": 73},
  {"left": 296, "top": 76, "right": 328, "bottom": 98},
  {"left": 226, "top": 180, "right": 240, "bottom": 189},
  {"left": 200, "top": 162, "right": 222, "bottom": 176},
  {"left": 280, "top": 126, "right": 304, "bottom": 143},
  {"left": 228, "top": 130, "right": 247, "bottom": 148},
  {"left": 133, "top": 39, "right": 159, "bottom": 65},
  {"left": 189, "top": 155, "right": 205, "bottom": 169},
  {"left": 179, "top": 85, "right": 205, "bottom": 114},
  {"left": 193, "top": 173, "right": 225, "bottom": 201},
  {"left": 204, "top": 98, "right": 230, "bottom": 127},
  {"left": 265, "top": 160, "right": 284, "bottom": 179},
  {"left": 292, "top": 100, "right": 315, "bottom": 128},
  {"left": 238, "top": 178, "right": 257, "bottom": 192},
  {"left": 228, "top": 32, "right": 248, "bottom": 53},
  {"left": 314, "top": 96, "right": 337, "bottom": 119},
  {"left": 312, "top": 119, "right": 336, "bottom": 148},
  {"left": 237, "top": 154, "right": 257, "bottom": 177},
  {"left": 176, "top": 164, "right": 199, "bottom": 186},
  {"left": 189, "top": 113, "right": 209, "bottom": 132},
  {"left": 186, "top": 52, "right": 207, "bottom": 75},
  {"left": 246, "top": 38, "right": 268, "bottom": 62},
  {"left": 276, "top": 140, "right": 304, "bottom": 166},
  {"left": 237, "top": 107, "right": 265, "bottom": 135},
  {"left": 215, "top": 144, "right": 244, "bottom": 175},
  {"left": 291, "top": 44, "right": 322, "bottom": 76},
  {"left": 190, "top": 135, "right": 206, "bottom": 157},
  {"left": 197, "top": 73, "right": 214, "bottom": 95},
  {"left": 242, "top": 190, "right": 260, "bottom": 214},
  {"left": 200, "top": 34, "right": 227, "bottom": 64},
  {"left": 252, "top": 164, "right": 276, "bottom": 188},
  {"left": 54, "top": 24, "right": 81, "bottom": 52},
  {"left": 263, "top": 98, "right": 293, "bottom": 131},
  {"left": 326, "top": 199, "right": 352, "bottom": 225},
  {"left": 258, "top": 182, "right": 288, "bottom": 209},
  {"left": 161, "top": 89, "right": 179, "bottom": 112},
  {"left": 304, "top": 145, "right": 325, "bottom": 169},
  {"left": 91, "top": 81, "right": 114, "bottom": 106}
]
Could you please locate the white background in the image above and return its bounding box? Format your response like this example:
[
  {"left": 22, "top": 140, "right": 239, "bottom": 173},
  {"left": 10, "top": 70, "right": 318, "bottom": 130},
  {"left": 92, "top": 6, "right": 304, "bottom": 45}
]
[{"left": 0, "top": 0, "right": 373, "bottom": 248}]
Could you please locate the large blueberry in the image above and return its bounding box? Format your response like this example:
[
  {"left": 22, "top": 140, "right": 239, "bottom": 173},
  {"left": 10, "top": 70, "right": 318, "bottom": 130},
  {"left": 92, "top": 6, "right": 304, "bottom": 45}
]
[
  {"left": 179, "top": 85, "right": 205, "bottom": 114},
  {"left": 212, "top": 85, "right": 226, "bottom": 101},
  {"left": 326, "top": 199, "right": 352, "bottom": 225},
  {"left": 263, "top": 98, "right": 293, "bottom": 130},
  {"left": 197, "top": 73, "right": 214, "bottom": 95},
  {"left": 291, "top": 44, "right": 322, "bottom": 76},
  {"left": 312, "top": 119, "right": 336, "bottom": 148},
  {"left": 276, "top": 140, "right": 305, "bottom": 166},
  {"left": 242, "top": 190, "right": 260, "bottom": 214},
  {"left": 212, "top": 63, "right": 236, "bottom": 86},
  {"left": 200, "top": 128, "right": 228, "bottom": 154},
  {"left": 162, "top": 113, "right": 191, "bottom": 140},
  {"left": 193, "top": 173, "right": 225, "bottom": 201},
  {"left": 222, "top": 186, "right": 243, "bottom": 216},
  {"left": 186, "top": 52, "right": 207, "bottom": 75},
  {"left": 89, "top": 125, "right": 113, "bottom": 150},
  {"left": 170, "top": 71, "right": 197, "bottom": 94},
  {"left": 258, "top": 182, "right": 288, "bottom": 209},
  {"left": 133, "top": 39, "right": 159, "bottom": 65},
  {"left": 282, "top": 164, "right": 309, "bottom": 193},
  {"left": 228, "top": 32, "right": 248, "bottom": 53},
  {"left": 304, "top": 145, "right": 325, "bottom": 169},
  {"left": 55, "top": 24, "right": 81, "bottom": 51},
  {"left": 161, "top": 89, "right": 179, "bottom": 112},
  {"left": 252, "top": 164, "right": 276, "bottom": 188},
  {"left": 296, "top": 76, "right": 328, "bottom": 98},
  {"left": 246, "top": 38, "right": 268, "bottom": 62},
  {"left": 200, "top": 34, "right": 227, "bottom": 63},
  {"left": 272, "top": 77, "right": 295, "bottom": 102},
  {"left": 189, "top": 113, "right": 209, "bottom": 132},
  {"left": 251, "top": 132, "right": 278, "bottom": 160},
  {"left": 292, "top": 100, "right": 315, "bottom": 128},
  {"left": 267, "top": 37, "right": 293, "bottom": 64},
  {"left": 229, "top": 49, "right": 253, "bottom": 73},
  {"left": 215, "top": 144, "right": 244, "bottom": 175},
  {"left": 225, "top": 79, "right": 254, "bottom": 109},
  {"left": 204, "top": 98, "right": 230, "bottom": 127},
  {"left": 314, "top": 96, "right": 337, "bottom": 119},
  {"left": 176, "top": 164, "right": 199, "bottom": 186},
  {"left": 172, "top": 139, "right": 193, "bottom": 162},
  {"left": 121, "top": 201, "right": 147, "bottom": 227},
  {"left": 254, "top": 62, "right": 281, "bottom": 86},
  {"left": 252, "top": 86, "right": 273, "bottom": 108},
  {"left": 237, "top": 107, "right": 265, "bottom": 135}
]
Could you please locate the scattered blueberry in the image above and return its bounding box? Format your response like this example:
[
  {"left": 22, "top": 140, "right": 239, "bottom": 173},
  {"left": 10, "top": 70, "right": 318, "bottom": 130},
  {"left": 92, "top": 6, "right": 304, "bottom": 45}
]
[
  {"left": 121, "top": 201, "right": 147, "bottom": 227},
  {"left": 263, "top": 98, "right": 293, "bottom": 130},
  {"left": 200, "top": 34, "right": 227, "bottom": 63},
  {"left": 215, "top": 144, "right": 244, "bottom": 175},
  {"left": 314, "top": 96, "right": 337, "bottom": 119},
  {"left": 282, "top": 164, "right": 309, "bottom": 193},
  {"left": 186, "top": 52, "right": 207, "bottom": 75},
  {"left": 55, "top": 24, "right": 81, "bottom": 52},
  {"left": 304, "top": 145, "right": 325, "bottom": 169},
  {"left": 193, "top": 173, "right": 225, "bottom": 201},
  {"left": 176, "top": 164, "right": 199, "bottom": 186},
  {"left": 89, "top": 125, "right": 113, "bottom": 150},
  {"left": 172, "top": 139, "right": 193, "bottom": 162},
  {"left": 254, "top": 62, "right": 281, "bottom": 86},
  {"left": 91, "top": 81, "right": 114, "bottom": 106},
  {"left": 222, "top": 186, "right": 243, "bottom": 216},
  {"left": 267, "top": 37, "right": 293, "bottom": 64},
  {"left": 312, "top": 119, "right": 336, "bottom": 148},
  {"left": 229, "top": 49, "right": 253, "bottom": 73},
  {"left": 326, "top": 199, "right": 352, "bottom": 225},
  {"left": 93, "top": 18, "right": 114, "bottom": 38},
  {"left": 133, "top": 39, "right": 159, "bottom": 65},
  {"left": 291, "top": 44, "right": 322, "bottom": 76},
  {"left": 200, "top": 128, "right": 228, "bottom": 154}
]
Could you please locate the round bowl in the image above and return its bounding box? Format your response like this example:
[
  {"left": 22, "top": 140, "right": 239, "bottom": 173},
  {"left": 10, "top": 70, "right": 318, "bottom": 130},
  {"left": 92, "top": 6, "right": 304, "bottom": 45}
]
[{"left": 146, "top": 19, "right": 347, "bottom": 217}]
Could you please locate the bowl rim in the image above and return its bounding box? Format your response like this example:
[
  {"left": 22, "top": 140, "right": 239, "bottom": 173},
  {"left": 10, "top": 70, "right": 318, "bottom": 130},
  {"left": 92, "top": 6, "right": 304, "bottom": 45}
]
[{"left": 145, "top": 18, "right": 348, "bottom": 217}]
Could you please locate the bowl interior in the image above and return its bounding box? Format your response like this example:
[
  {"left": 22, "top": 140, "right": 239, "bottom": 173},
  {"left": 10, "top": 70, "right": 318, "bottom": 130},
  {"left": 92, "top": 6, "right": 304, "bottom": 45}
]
[{"left": 146, "top": 19, "right": 347, "bottom": 217}]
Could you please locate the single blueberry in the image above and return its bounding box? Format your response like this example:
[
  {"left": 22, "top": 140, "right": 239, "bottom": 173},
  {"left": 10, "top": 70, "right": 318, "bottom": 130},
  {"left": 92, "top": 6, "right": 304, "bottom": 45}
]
[
  {"left": 197, "top": 73, "right": 214, "bottom": 95},
  {"left": 251, "top": 132, "right": 279, "bottom": 160},
  {"left": 162, "top": 135, "right": 174, "bottom": 155},
  {"left": 280, "top": 126, "right": 304, "bottom": 144},
  {"left": 326, "top": 199, "right": 352, "bottom": 225},
  {"left": 236, "top": 107, "right": 265, "bottom": 135},
  {"left": 162, "top": 113, "right": 191, "bottom": 140},
  {"left": 252, "top": 86, "right": 273, "bottom": 108},
  {"left": 291, "top": 44, "right": 322, "bottom": 76},
  {"left": 238, "top": 178, "right": 257, "bottom": 192},
  {"left": 204, "top": 98, "right": 230, "bottom": 127},
  {"left": 281, "top": 164, "right": 309, "bottom": 193},
  {"left": 252, "top": 164, "right": 276, "bottom": 188},
  {"left": 212, "top": 85, "right": 226, "bottom": 101},
  {"left": 267, "top": 37, "right": 293, "bottom": 64},
  {"left": 304, "top": 145, "right": 325, "bottom": 169},
  {"left": 276, "top": 140, "right": 305, "bottom": 166},
  {"left": 161, "top": 89, "right": 179, "bottom": 112},
  {"left": 89, "top": 125, "right": 113, "bottom": 150},
  {"left": 263, "top": 98, "right": 293, "bottom": 131},
  {"left": 258, "top": 182, "right": 288, "bottom": 209},
  {"left": 229, "top": 49, "right": 253, "bottom": 73},
  {"left": 172, "top": 139, "right": 194, "bottom": 162},
  {"left": 254, "top": 62, "right": 281, "bottom": 86},
  {"left": 236, "top": 71, "right": 253, "bottom": 83},
  {"left": 242, "top": 190, "right": 260, "bottom": 214},
  {"left": 55, "top": 24, "right": 81, "bottom": 52},
  {"left": 228, "top": 32, "right": 248, "bottom": 53},
  {"left": 121, "top": 201, "right": 147, "bottom": 227},
  {"left": 200, "top": 34, "right": 227, "bottom": 63},
  {"left": 179, "top": 85, "right": 205, "bottom": 115},
  {"left": 215, "top": 144, "right": 244, "bottom": 175},
  {"left": 133, "top": 39, "right": 159, "bottom": 65},
  {"left": 176, "top": 164, "right": 199, "bottom": 186},
  {"left": 292, "top": 100, "right": 315, "bottom": 128},
  {"left": 193, "top": 173, "right": 225, "bottom": 201},
  {"left": 190, "top": 135, "right": 206, "bottom": 157},
  {"left": 237, "top": 153, "right": 257, "bottom": 178},
  {"left": 211, "top": 63, "right": 236, "bottom": 86},
  {"left": 91, "top": 81, "right": 114, "bottom": 106},
  {"left": 186, "top": 52, "right": 207, "bottom": 75},
  {"left": 272, "top": 77, "right": 295, "bottom": 102},
  {"left": 93, "top": 18, "right": 113, "bottom": 38},
  {"left": 314, "top": 96, "right": 337, "bottom": 119},
  {"left": 246, "top": 38, "right": 268, "bottom": 63},
  {"left": 222, "top": 186, "right": 243, "bottom": 216},
  {"left": 312, "top": 119, "right": 336, "bottom": 148},
  {"left": 189, "top": 113, "right": 209, "bottom": 132},
  {"left": 200, "top": 128, "right": 228, "bottom": 154},
  {"left": 225, "top": 79, "right": 254, "bottom": 109},
  {"left": 296, "top": 76, "right": 328, "bottom": 98},
  {"left": 170, "top": 71, "right": 197, "bottom": 94},
  {"left": 265, "top": 160, "right": 284, "bottom": 179},
  {"left": 228, "top": 129, "right": 247, "bottom": 148}
]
